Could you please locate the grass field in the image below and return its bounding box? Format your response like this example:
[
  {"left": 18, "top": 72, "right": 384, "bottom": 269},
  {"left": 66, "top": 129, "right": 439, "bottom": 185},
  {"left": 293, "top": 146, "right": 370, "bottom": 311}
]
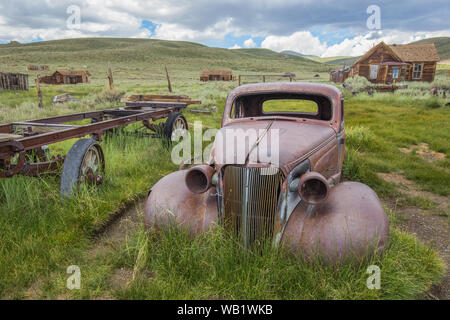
[{"left": 0, "top": 38, "right": 449, "bottom": 299}]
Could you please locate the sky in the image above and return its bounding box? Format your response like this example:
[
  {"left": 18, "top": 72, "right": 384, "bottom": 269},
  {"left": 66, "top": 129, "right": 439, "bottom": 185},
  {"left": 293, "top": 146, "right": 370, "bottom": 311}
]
[{"left": 0, "top": 0, "right": 449, "bottom": 57}]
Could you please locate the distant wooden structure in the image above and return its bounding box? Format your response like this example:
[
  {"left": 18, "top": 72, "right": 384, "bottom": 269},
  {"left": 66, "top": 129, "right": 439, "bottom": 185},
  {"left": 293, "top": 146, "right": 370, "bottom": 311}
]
[
  {"left": 28, "top": 65, "right": 50, "bottom": 71},
  {"left": 238, "top": 72, "right": 296, "bottom": 85},
  {"left": 39, "top": 70, "right": 91, "bottom": 85},
  {"left": 200, "top": 69, "right": 233, "bottom": 81},
  {"left": 330, "top": 67, "right": 350, "bottom": 83},
  {"left": 0, "top": 72, "right": 29, "bottom": 91},
  {"left": 349, "top": 42, "right": 440, "bottom": 83}
]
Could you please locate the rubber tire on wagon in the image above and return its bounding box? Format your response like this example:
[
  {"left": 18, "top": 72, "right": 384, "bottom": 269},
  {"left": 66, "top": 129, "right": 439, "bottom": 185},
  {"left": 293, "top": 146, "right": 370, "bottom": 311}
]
[
  {"left": 163, "top": 112, "right": 188, "bottom": 140},
  {"left": 60, "top": 138, "right": 105, "bottom": 197}
]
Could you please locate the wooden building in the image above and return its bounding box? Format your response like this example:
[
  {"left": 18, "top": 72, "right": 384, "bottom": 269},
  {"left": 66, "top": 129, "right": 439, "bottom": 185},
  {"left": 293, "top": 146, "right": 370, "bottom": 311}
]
[
  {"left": 39, "top": 70, "right": 91, "bottom": 85},
  {"left": 349, "top": 42, "right": 440, "bottom": 83},
  {"left": 0, "top": 72, "right": 29, "bottom": 91},
  {"left": 330, "top": 67, "right": 350, "bottom": 83},
  {"left": 200, "top": 69, "right": 233, "bottom": 81},
  {"left": 28, "top": 65, "right": 50, "bottom": 71}
]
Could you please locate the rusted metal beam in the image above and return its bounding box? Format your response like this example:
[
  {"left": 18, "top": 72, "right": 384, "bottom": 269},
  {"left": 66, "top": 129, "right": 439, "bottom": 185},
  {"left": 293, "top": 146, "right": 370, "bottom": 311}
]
[
  {"left": 125, "top": 101, "right": 188, "bottom": 108},
  {"left": 1, "top": 108, "right": 178, "bottom": 151}
]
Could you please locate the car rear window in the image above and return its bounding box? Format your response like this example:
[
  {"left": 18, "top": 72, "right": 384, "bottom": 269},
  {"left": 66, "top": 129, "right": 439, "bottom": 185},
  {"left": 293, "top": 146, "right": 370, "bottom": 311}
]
[
  {"left": 262, "top": 99, "right": 318, "bottom": 114},
  {"left": 230, "top": 93, "right": 333, "bottom": 121}
]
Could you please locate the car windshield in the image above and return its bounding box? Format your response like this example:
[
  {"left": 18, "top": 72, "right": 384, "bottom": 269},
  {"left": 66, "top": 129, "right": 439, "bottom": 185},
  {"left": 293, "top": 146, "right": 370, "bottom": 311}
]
[{"left": 231, "top": 93, "right": 332, "bottom": 121}]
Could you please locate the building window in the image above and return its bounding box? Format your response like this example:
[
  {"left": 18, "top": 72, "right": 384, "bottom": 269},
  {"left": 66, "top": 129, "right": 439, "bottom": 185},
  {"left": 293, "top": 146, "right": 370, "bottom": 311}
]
[
  {"left": 392, "top": 67, "right": 400, "bottom": 79},
  {"left": 370, "top": 65, "right": 379, "bottom": 79},
  {"left": 413, "top": 64, "right": 422, "bottom": 79}
]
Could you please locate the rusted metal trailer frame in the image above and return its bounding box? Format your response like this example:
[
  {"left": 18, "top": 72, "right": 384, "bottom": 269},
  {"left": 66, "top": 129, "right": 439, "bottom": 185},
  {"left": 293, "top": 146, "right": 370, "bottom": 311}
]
[{"left": 0, "top": 103, "right": 187, "bottom": 194}]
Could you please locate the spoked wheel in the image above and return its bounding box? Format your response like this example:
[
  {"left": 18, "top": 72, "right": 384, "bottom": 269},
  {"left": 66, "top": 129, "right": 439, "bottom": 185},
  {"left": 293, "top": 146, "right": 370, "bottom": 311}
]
[
  {"left": 60, "top": 138, "right": 105, "bottom": 197},
  {"left": 0, "top": 141, "right": 26, "bottom": 178},
  {"left": 163, "top": 112, "right": 188, "bottom": 141}
]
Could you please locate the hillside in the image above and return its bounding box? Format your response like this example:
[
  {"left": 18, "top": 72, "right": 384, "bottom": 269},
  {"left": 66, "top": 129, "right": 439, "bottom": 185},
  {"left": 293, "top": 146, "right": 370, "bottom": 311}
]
[
  {"left": 280, "top": 50, "right": 355, "bottom": 64},
  {"left": 281, "top": 50, "right": 306, "bottom": 57},
  {"left": 325, "top": 56, "right": 359, "bottom": 66},
  {"left": 411, "top": 36, "right": 450, "bottom": 60},
  {"left": 0, "top": 38, "right": 331, "bottom": 85}
]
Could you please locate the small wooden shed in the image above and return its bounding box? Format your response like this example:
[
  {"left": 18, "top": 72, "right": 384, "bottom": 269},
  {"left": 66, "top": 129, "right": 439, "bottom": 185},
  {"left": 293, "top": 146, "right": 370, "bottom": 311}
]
[
  {"left": 40, "top": 70, "right": 91, "bottom": 85},
  {"left": 0, "top": 72, "right": 29, "bottom": 91},
  {"left": 330, "top": 67, "right": 350, "bottom": 83},
  {"left": 349, "top": 42, "right": 440, "bottom": 83},
  {"left": 200, "top": 69, "right": 233, "bottom": 81},
  {"left": 28, "top": 65, "right": 50, "bottom": 71}
]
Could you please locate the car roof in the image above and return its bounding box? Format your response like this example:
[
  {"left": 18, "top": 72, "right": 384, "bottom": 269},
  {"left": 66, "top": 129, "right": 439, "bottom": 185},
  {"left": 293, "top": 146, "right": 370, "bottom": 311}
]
[{"left": 228, "top": 82, "right": 342, "bottom": 101}]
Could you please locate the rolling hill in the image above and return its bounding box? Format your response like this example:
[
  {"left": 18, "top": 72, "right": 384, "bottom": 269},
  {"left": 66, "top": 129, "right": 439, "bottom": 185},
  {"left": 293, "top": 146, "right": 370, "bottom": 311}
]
[
  {"left": 0, "top": 38, "right": 331, "bottom": 85},
  {"left": 411, "top": 37, "right": 450, "bottom": 61}
]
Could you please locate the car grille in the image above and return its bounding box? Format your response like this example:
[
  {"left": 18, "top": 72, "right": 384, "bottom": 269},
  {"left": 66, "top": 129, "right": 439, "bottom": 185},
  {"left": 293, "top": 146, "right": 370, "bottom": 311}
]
[{"left": 223, "top": 166, "right": 283, "bottom": 247}]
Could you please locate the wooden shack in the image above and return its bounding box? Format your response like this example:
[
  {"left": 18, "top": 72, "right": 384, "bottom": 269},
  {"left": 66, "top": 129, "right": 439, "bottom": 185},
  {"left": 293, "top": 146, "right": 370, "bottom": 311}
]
[
  {"left": 28, "top": 65, "right": 50, "bottom": 71},
  {"left": 0, "top": 72, "right": 29, "bottom": 91},
  {"left": 349, "top": 42, "right": 440, "bottom": 83},
  {"left": 330, "top": 67, "right": 350, "bottom": 83},
  {"left": 39, "top": 70, "right": 91, "bottom": 85},
  {"left": 200, "top": 69, "right": 233, "bottom": 81}
]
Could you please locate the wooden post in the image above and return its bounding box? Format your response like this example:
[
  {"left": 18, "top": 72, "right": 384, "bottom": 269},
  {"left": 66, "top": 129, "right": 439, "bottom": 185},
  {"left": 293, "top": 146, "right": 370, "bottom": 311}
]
[
  {"left": 262, "top": 75, "right": 265, "bottom": 83},
  {"left": 165, "top": 65, "right": 172, "bottom": 93},
  {"left": 238, "top": 75, "right": 241, "bottom": 86},
  {"left": 107, "top": 63, "right": 114, "bottom": 90},
  {"left": 35, "top": 74, "right": 43, "bottom": 109}
]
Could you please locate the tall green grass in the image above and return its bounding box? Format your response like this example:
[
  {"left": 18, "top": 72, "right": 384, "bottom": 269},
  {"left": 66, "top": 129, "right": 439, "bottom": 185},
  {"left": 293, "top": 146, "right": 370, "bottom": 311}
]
[
  {"left": 109, "top": 222, "right": 444, "bottom": 300},
  {"left": 0, "top": 131, "right": 176, "bottom": 298}
]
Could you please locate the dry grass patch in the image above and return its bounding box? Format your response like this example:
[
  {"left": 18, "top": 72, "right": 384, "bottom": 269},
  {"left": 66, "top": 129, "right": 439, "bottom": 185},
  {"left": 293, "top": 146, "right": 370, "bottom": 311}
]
[{"left": 399, "top": 143, "right": 446, "bottom": 163}]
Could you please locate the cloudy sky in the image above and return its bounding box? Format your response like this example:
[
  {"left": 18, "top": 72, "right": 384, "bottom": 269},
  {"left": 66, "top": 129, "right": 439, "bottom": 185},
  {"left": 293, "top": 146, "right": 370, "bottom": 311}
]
[{"left": 0, "top": 0, "right": 448, "bottom": 57}]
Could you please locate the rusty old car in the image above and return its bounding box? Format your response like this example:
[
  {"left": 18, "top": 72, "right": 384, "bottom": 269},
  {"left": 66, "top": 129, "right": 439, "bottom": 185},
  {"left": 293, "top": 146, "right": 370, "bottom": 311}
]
[{"left": 145, "top": 82, "right": 389, "bottom": 263}]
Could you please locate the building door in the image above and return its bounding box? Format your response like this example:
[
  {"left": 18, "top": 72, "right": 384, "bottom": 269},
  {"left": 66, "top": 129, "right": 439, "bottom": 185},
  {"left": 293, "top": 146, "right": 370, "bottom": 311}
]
[{"left": 370, "top": 65, "right": 379, "bottom": 80}]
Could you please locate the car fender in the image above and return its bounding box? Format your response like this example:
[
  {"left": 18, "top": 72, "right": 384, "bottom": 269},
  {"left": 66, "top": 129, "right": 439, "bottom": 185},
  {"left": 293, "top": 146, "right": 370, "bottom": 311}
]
[
  {"left": 282, "top": 181, "right": 389, "bottom": 264},
  {"left": 145, "top": 170, "right": 218, "bottom": 233}
]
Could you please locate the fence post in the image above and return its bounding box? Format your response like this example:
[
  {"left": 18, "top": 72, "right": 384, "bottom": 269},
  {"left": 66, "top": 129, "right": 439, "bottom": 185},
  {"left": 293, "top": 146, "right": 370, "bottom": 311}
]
[
  {"left": 36, "top": 74, "right": 43, "bottom": 109},
  {"left": 165, "top": 65, "right": 172, "bottom": 93},
  {"left": 107, "top": 63, "right": 114, "bottom": 90}
]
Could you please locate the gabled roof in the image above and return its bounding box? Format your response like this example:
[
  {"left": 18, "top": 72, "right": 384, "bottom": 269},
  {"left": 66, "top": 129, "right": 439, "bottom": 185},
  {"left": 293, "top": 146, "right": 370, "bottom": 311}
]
[
  {"left": 352, "top": 41, "right": 440, "bottom": 67},
  {"left": 352, "top": 42, "right": 402, "bottom": 66},
  {"left": 388, "top": 44, "right": 440, "bottom": 62}
]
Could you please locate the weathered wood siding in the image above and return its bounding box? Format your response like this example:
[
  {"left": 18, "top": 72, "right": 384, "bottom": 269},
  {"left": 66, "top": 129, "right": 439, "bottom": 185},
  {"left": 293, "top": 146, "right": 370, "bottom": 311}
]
[
  {"left": 405, "top": 62, "right": 436, "bottom": 82},
  {"left": 0, "top": 73, "right": 29, "bottom": 90}
]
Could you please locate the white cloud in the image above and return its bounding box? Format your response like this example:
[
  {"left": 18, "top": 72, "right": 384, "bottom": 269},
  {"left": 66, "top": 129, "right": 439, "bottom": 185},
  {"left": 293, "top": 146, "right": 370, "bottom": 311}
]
[
  {"left": 153, "top": 18, "right": 234, "bottom": 42},
  {"left": 243, "top": 38, "right": 256, "bottom": 48},
  {"left": 229, "top": 44, "right": 241, "bottom": 49},
  {"left": 262, "top": 29, "right": 450, "bottom": 57},
  {"left": 261, "top": 31, "right": 328, "bottom": 56}
]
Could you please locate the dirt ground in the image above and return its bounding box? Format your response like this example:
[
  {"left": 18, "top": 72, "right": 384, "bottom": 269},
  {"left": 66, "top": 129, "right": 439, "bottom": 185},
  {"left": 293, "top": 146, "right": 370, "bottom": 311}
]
[{"left": 378, "top": 172, "right": 449, "bottom": 299}]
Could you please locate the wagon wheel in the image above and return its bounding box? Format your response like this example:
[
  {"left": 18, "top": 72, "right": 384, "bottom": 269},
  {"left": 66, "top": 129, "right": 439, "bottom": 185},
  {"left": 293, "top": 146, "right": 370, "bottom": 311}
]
[
  {"left": 60, "top": 138, "right": 105, "bottom": 197},
  {"left": 163, "top": 112, "right": 188, "bottom": 141},
  {"left": 0, "top": 141, "right": 26, "bottom": 178}
]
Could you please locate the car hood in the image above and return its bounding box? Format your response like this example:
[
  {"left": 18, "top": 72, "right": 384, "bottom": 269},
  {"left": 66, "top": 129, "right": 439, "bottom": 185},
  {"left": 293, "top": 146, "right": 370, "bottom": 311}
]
[{"left": 212, "top": 119, "right": 336, "bottom": 175}]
